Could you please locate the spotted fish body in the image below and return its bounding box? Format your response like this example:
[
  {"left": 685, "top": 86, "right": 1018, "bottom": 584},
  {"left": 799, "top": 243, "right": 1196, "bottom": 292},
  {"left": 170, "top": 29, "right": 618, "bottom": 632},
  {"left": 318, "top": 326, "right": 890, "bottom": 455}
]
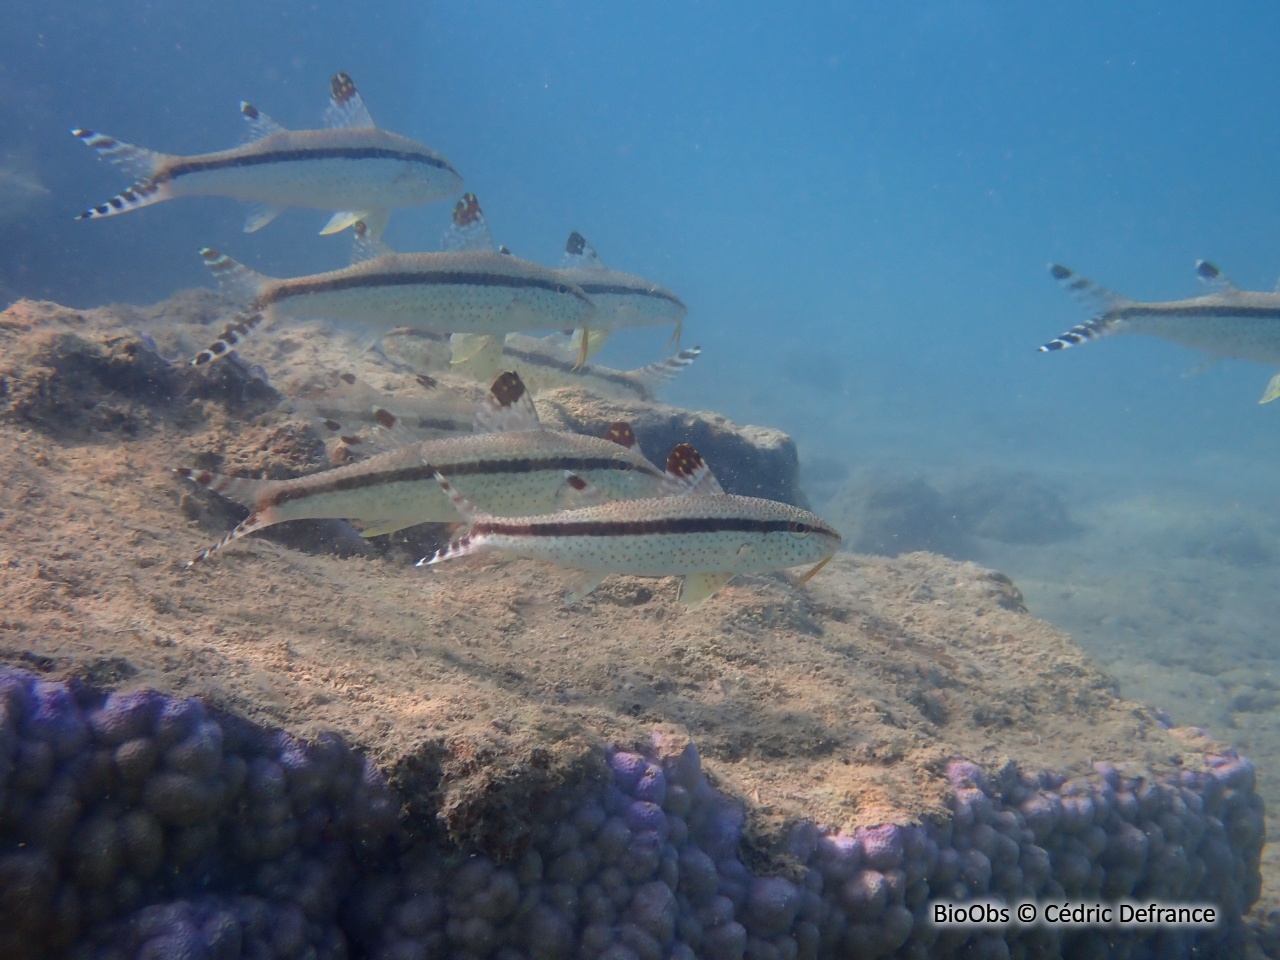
[
  {"left": 557, "top": 232, "right": 687, "bottom": 354},
  {"left": 425, "top": 445, "right": 841, "bottom": 610},
  {"left": 452, "top": 332, "right": 702, "bottom": 401},
  {"left": 1042, "top": 261, "right": 1280, "bottom": 363},
  {"left": 193, "top": 245, "right": 595, "bottom": 365},
  {"left": 73, "top": 73, "right": 461, "bottom": 235},
  {"left": 176, "top": 373, "right": 667, "bottom": 564}
]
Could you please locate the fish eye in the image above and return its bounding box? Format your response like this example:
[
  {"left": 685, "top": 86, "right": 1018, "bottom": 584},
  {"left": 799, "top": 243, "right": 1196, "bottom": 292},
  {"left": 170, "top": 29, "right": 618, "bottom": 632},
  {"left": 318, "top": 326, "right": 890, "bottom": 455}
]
[
  {"left": 557, "top": 283, "right": 569, "bottom": 294},
  {"left": 788, "top": 520, "right": 811, "bottom": 537},
  {"left": 612, "top": 455, "right": 633, "bottom": 471}
]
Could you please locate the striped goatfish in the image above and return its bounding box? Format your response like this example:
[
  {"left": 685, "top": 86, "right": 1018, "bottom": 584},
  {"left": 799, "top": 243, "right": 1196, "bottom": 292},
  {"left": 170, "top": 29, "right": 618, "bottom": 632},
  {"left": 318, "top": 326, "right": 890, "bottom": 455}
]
[
  {"left": 1042, "top": 261, "right": 1280, "bottom": 402},
  {"left": 444, "top": 202, "right": 686, "bottom": 370},
  {"left": 190, "top": 198, "right": 594, "bottom": 366},
  {"left": 73, "top": 72, "right": 461, "bottom": 237},
  {"left": 422, "top": 444, "right": 841, "bottom": 611},
  {"left": 175, "top": 372, "right": 667, "bottom": 566},
  {"left": 556, "top": 231, "right": 687, "bottom": 359},
  {"left": 451, "top": 332, "right": 702, "bottom": 402}
]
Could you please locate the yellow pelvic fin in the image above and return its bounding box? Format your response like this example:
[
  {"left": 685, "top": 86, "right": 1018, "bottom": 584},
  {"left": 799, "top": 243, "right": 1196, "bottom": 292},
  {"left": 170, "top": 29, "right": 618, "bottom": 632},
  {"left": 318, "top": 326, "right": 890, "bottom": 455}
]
[
  {"left": 1260, "top": 371, "right": 1280, "bottom": 404},
  {"left": 679, "top": 571, "right": 734, "bottom": 611}
]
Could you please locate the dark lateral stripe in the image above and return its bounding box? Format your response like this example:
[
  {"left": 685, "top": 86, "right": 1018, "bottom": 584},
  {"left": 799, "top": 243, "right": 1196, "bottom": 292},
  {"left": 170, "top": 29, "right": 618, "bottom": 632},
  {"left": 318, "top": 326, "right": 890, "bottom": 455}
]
[
  {"left": 160, "top": 146, "right": 454, "bottom": 182},
  {"left": 578, "top": 282, "right": 683, "bottom": 305},
  {"left": 266, "top": 269, "right": 577, "bottom": 305},
  {"left": 271, "top": 455, "right": 658, "bottom": 505},
  {"left": 1114, "top": 304, "right": 1280, "bottom": 321},
  {"left": 502, "top": 345, "right": 637, "bottom": 389},
  {"left": 478, "top": 516, "right": 806, "bottom": 538}
]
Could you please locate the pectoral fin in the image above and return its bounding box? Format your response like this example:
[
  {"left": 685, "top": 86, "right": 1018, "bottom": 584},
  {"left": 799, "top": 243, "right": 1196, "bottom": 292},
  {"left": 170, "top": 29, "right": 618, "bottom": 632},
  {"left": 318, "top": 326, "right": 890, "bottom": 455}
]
[
  {"left": 243, "top": 203, "right": 283, "bottom": 233},
  {"left": 679, "top": 572, "right": 734, "bottom": 611},
  {"left": 324, "top": 208, "right": 391, "bottom": 238}
]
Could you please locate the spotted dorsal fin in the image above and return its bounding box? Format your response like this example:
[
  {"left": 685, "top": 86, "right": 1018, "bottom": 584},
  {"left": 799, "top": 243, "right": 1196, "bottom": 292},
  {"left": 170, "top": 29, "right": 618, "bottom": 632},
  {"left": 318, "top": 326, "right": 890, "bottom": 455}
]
[
  {"left": 557, "top": 472, "right": 614, "bottom": 510},
  {"left": 603, "top": 421, "right": 641, "bottom": 456},
  {"left": 1195, "top": 259, "right": 1240, "bottom": 296},
  {"left": 562, "top": 231, "right": 607, "bottom": 272},
  {"left": 662, "top": 444, "right": 724, "bottom": 497},
  {"left": 472, "top": 371, "right": 541, "bottom": 433},
  {"left": 239, "top": 101, "right": 287, "bottom": 142},
  {"left": 442, "top": 193, "right": 496, "bottom": 252},
  {"left": 325, "top": 72, "right": 375, "bottom": 128},
  {"left": 351, "top": 220, "right": 395, "bottom": 262}
]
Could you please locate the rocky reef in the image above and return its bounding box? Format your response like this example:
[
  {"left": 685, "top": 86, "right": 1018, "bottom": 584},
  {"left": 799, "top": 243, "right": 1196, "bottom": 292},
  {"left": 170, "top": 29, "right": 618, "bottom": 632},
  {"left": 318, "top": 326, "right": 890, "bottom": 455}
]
[{"left": 0, "top": 296, "right": 1271, "bottom": 957}]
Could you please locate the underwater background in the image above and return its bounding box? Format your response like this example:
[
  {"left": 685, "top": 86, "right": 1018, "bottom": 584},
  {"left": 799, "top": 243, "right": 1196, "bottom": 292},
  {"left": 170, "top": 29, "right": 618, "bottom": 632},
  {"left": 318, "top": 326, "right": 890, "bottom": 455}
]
[{"left": 3, "top": 1, "right": 1280, "bottom": 955}]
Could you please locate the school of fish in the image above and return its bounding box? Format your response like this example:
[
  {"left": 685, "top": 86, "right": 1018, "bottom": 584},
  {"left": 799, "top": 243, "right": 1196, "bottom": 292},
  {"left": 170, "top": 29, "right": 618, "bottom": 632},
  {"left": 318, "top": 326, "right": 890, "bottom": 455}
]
[{"left": 74, "top": 71, "right": 839, "bottom": 610}]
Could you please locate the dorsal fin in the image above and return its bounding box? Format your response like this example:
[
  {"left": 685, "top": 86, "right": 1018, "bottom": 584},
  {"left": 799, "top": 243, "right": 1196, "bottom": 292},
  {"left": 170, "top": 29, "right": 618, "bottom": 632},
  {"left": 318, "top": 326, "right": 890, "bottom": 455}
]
[
  {"left": 1048, "top": 263, "right": 1123, "bottom": 317},
  {"left": 239, "top": 102, "right": 287, "bottom": 142},
  {"left": 325, "top": 72, "right": 375, "bottom": 128},
  {"left": 557, "top": 472, "right": 614, "bottom": 509},
  {"left": 442, "top": 193, "right": 496, "bottom": 252},
  {"left": 663, "top": 444, "right": 724, "bottom": 497},
  {"left": 1195, "top": 259, "right": 1240, "bottom": 295},
  {"left": 351, "top": 220, "right": 395, "bottom": 263},
  {"left": 561, "top": 231, "right": 607, "bottom": 271},
  {"left": 603, "top": 421, "right": 642, "bottom": 456},
  {"left": 472, "top": 371, "right": 542, "bottom": 433}
]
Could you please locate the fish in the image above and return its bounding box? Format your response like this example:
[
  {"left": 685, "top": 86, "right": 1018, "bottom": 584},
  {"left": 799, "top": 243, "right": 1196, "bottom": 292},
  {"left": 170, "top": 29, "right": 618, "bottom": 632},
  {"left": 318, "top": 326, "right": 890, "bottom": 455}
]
[
  {"left": 0, "top": 155, "right": 50, "bottom": 221},
  {"left": 189, "top": 196, "right": 595, "bottom": 366},
  {"left": 421, "top": 444, "right": 841, "bottom": 611},
  {"left": 1042, "top": 261, "right": 1280, "bottom": 402},
  {"left": 72, "top": 72, "right": 461, "bottom": 236},
  {"left": 280, "top": 370, "right": 481, "bottom": 458},
  {"left": 556, "top": 231, "right": 687, "bottom": 358},
  {"left": 175, "top": 371, "right": 669, "bottom": 566},
  {"left": 451, "top": 332, "right": 702, "bottom": 402}
]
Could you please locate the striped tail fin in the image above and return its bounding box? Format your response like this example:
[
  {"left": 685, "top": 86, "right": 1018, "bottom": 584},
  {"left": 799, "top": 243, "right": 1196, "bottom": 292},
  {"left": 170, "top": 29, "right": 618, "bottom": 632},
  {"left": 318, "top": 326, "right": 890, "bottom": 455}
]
[
  {"left": 173, "top": 468, "right": 282, "bottom": 566},
  {"left": 1039, "top": 264, "right": 1126, "bottom": 352},
  {"left": 199, "top": 247, "right": 272, "bottom": 302},
  {"left": 416, "top": 473, "right": 491, "bottom": 567},
  {"left": 191, "top": 311, "right": 267, "bottom": 366},
  {"left": 191, "top": 248, "right": 276, "bottom": 365},
  {"left": 627, "top": 346, "right": 701, "bottom": 395},
  {"left": 71, "top": 129, "right": 173, "bottom": 220}
]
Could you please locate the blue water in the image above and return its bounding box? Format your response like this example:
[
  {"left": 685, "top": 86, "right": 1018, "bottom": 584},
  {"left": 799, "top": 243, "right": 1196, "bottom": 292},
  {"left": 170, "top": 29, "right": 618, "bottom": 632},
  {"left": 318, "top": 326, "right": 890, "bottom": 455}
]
[{"left": 7, "top": 0, "right": 1280, "bottom": 479}]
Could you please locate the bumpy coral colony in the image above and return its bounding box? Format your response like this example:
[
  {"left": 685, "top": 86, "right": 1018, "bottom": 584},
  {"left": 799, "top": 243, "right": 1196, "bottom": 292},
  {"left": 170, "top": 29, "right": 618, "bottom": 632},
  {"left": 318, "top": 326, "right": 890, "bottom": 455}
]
[{"left": 0, "top": 665, "right": 1263, "bottom": 960}]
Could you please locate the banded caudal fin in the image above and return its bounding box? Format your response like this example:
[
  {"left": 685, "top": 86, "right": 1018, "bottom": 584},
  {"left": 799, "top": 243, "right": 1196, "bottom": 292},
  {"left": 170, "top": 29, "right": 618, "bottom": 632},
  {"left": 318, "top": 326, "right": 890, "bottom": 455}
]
[
  {"left": 71, "top": 129, "right": 173, "bottom": 220},
  {"left": 173, "top": 467, "right": 282, "bottom": 566},
  {"left": 627, "top": 346, "right": 701, "bottom": 394},
  {"left": 1039, "top": 264, "right": 1126, "bottom": 352},
  {"left": 190, "top": 311, "right": 267, "bottom": 366},
  {"left": 199, "top": 247, "right": 272, "bottom": 301},
  {"left": 417, "top": 473, "right": 491, "bottom": 566}
]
